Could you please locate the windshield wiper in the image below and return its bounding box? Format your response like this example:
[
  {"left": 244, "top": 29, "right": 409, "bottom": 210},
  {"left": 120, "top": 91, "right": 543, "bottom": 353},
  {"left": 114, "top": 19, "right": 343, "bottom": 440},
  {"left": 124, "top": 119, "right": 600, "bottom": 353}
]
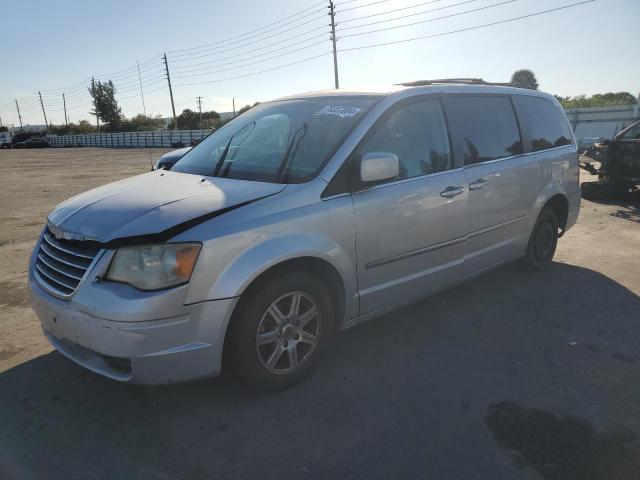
[
  {"left": 277, "top": 122, "right": 308, "bottom": 183},
  {"left": 212, "top": 121, "right": 256, "bottom": 177}
]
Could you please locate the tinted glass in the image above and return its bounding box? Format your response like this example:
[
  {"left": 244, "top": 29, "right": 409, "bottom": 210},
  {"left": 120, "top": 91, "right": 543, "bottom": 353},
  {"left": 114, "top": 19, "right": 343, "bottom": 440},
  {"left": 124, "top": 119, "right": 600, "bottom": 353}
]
[
  {"left": 514, "top": 95, "right": 573, "bottom": 151},
  {"left": 619, "top": 122, "right": 640, "bottom": 140},
  {"left": 446, "top": 96, "right": 522, "bottom": 165},
  {"left": 359, "top": 99, "right": 451, "bottom": 181},
  {"left": 172, "top": 97, "right": 377, "bottom": 183}
]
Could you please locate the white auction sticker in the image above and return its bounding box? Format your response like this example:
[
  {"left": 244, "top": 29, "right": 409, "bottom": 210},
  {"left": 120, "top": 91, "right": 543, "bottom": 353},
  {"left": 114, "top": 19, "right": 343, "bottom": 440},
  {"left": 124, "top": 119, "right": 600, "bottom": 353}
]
[{"left": 315, "top": 105, "right": 363, "bottom": 118}]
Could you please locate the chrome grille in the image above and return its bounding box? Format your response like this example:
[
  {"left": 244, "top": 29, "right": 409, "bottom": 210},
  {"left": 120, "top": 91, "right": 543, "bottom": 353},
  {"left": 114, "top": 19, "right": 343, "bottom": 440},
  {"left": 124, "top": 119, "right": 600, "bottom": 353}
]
[{"left": 34, "top": 229, "right": 100, "bottom": 297}]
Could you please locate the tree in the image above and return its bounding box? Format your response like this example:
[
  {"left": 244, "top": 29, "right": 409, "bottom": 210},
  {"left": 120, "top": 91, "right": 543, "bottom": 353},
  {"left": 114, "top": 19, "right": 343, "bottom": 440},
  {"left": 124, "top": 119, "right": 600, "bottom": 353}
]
[
  {"left": 75, "top": 120, "right": 96, "bottom": 134},
  {"left": 172, "top": 108, "right": 221, "bottom": 130},
  {"left": 237, "top": 102, "right": 260, "bottom": 116},
  {"left": 556, "top": 92, "right": 638, "bottom": 109},
  {"left": 0, "top": 126, "right": 8, "bottom": 132},
  {"left": 121, "top": 114, "right": 165, "bottom": 132},
  {"left": 511, "top": 69, "right": 539, "bottom": 90},
  {"left": 88, "top": 79, "right": 122, "bottom": 131}
]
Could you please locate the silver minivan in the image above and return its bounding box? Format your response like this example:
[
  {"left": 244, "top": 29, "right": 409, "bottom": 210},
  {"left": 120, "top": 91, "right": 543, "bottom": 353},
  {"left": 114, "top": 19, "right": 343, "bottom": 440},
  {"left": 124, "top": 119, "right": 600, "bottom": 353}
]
[{"left": 29, "top": 82, "right": 580, "bottom": 390}]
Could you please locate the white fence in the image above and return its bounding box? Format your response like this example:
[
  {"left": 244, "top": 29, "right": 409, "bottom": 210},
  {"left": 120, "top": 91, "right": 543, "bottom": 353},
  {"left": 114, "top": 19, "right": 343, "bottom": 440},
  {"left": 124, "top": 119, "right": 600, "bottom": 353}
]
[
  {"left": 46, "top": 129, "right": 213, "bottom": 148},
  {"left": 565, "top": 104, "right": 639, "bottom": 142}
]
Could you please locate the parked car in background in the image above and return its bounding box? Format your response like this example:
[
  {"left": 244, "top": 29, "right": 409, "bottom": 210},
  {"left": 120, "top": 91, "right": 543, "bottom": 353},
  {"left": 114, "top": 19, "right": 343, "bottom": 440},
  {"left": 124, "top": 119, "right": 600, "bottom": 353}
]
[
  {"left": 152, "top": 146, "right": 192, "bottom": 171},
  {"left": 13, "top": 137, "right": 51, "bottom": 149},
  {"left": 580, "top": 119, "right": 640, "bottom": 199},
  {"left": 29, "top": 81, "right": 579, "bottom": 390},
  {"left": 2, "top": 132, "right": 42, "bottom": 149},
  {"left": 0, "top": 131, "right": 12, "bottom": 148}
]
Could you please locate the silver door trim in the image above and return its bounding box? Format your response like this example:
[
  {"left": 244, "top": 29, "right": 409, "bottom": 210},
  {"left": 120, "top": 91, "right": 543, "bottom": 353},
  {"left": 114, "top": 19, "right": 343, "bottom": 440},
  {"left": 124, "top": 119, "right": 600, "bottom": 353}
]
[
  {"left": 341, "top": 251, "right": 525, "bottom": 331},
  {"left": 366, "top": 214, "right": 527, "bottom": 269},
  {"left": 466, "top": 214, "right": 527, "bottom": 239},
  {"left": 366, "top": 235, "right": 467, "bottom": 269}
]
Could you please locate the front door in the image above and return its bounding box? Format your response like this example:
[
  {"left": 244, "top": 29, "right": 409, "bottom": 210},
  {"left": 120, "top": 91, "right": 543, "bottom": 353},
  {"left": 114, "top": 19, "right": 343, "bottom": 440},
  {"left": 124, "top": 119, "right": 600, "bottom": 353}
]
[{"left": 351, "top": 97, "right": 467, "bottom": 314}]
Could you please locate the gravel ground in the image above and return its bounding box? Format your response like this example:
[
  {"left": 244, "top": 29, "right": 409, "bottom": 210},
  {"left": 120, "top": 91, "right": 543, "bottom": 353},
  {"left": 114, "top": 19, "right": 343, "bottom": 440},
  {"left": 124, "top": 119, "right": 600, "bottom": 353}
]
[{"left": 0, "top": 147, "right": 639, "bottom": 480}]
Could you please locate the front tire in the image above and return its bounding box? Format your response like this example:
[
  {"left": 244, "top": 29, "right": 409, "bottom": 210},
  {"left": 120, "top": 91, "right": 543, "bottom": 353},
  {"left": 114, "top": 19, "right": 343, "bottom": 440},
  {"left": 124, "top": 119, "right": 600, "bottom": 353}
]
[
  {"left": 230, "top": 272, "right": 334, "bottom": 391},
  {"left": 519, "top": 208, "right": 559, "bottom": 272}
]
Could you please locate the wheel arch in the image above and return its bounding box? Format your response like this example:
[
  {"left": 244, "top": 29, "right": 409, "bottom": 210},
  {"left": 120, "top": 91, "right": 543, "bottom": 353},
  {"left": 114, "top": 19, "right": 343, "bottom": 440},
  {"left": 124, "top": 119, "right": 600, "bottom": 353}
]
[
  {"left": 530, "top": 187, "right": 570, "bottom": 238},
  {"left": 220, "top": 254, "right": 349, "bottom": 371},
  {"left": 545, "top": 193, "right": 569, "bottom": 233}
]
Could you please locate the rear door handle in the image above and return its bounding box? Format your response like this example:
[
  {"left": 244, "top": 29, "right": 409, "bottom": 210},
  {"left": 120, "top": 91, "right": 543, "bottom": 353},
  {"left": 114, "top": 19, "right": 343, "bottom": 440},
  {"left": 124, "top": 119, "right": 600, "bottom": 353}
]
[
  {"left": 469, "top": 178, "right": 488, "bottom": 190},
  {"left": 440, "top": 185, "right": 465, "bottom": 198}
]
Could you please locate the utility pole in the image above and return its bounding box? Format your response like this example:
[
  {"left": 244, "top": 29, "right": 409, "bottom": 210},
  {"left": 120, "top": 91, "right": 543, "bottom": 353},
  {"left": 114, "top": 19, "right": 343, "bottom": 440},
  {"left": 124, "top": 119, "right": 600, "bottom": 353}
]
[
  {"left": 15, "top": 100, "right": 23, "bottom": 131},
  {"left": 62, "top": 93, "right": 69, "bottom": 127},
  {"left": 38, "top": 91, "right": 50, "bottom": 134},
  {"left": 196, "top": 96, "right": 202, "bottom": 129},
  {"left": 137, "top": 60, "right": 147, "bottom": 117},
  {"left": 232, "top": 97, "right": 236, "bottom": 117},
  {"left": 163, "top": 53, "right": 178, "bottom": 130},
  {"left": 329, "top": 0, "right": 339, "bottom": 89},
  {"left": 90, "top": 77, "right": 100, "bottom": 133}
]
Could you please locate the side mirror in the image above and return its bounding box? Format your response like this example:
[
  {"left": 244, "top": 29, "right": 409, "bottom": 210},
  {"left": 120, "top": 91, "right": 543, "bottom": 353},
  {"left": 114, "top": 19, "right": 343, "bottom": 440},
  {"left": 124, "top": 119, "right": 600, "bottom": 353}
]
[{"left": 360, "top": 151, "right": 399, "bottom": 183}]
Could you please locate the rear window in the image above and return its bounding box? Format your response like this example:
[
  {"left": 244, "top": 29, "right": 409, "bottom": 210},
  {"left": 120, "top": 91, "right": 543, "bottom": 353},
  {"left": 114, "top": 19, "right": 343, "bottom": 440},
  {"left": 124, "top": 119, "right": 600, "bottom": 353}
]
[
  {"left": 513, "top": 95, "right": 573, "bottom": 151},
  {"left": 446, "top": 96, "right": 522, "bottom": 165}
]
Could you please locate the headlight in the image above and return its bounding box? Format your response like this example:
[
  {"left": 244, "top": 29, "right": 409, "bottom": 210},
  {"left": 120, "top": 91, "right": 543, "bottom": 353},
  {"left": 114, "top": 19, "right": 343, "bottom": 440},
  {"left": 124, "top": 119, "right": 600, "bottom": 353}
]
[{"left": 106, "top": 243, "right": 201, "bottom": 291}]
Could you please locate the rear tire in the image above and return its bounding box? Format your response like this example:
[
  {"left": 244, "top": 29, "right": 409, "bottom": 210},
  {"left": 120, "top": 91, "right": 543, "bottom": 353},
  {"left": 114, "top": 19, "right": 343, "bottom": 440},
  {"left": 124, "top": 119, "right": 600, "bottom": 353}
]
[
  {"left": 519, "top": 208, "right": 559, "bottom": 272},
  {"left": 230, "top": 271, "right": 335, "bottom": 391}
]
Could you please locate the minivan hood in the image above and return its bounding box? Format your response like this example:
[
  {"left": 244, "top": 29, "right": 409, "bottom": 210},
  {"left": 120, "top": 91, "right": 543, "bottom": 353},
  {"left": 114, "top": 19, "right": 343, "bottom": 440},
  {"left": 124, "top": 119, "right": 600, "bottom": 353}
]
[{"left": 47, "top": 171, "right": 285, "bottom": 244}]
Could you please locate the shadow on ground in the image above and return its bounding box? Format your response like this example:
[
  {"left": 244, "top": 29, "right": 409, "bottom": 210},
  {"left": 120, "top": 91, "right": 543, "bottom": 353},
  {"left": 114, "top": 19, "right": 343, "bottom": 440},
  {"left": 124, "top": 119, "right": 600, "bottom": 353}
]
[
  {"left": 1, "top": 263, "right": 639, "bottom": 479},
  {"left": 582, "top": 189, "right": 640, "bottom": 224},
  {"left": 485, "top": 401, "right": 640, "bottom": 480}
]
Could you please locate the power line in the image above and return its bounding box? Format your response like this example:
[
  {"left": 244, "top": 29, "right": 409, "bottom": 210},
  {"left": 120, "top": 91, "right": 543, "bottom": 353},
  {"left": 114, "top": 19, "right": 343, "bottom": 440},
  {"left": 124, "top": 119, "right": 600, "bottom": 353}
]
[
  {"left": 339, "top": 0, "right": 481, "bottom": 29},
  {"left": 339, "top": 0, "right": 447, "bottom": 23},
  {"left": 170, "top": 23, "right": 329, "bottom": 63},
  {"left": 170, "top": 14, "right": 328, "bottom": 61},
  {"left": 172, "top": 40, "right": 328, "bottom": 79},
  {"left": 336, "top": 0, "right": 392, "bottom": 13},
  {"left": 167, "top": 0, "right": 327, "bottom": 54},
  {"left": 338, "top": 1, "right": 595, "bottom": 51},
  {"left": 338, "top": 0, "right": 515, "bottom": 37},
  {"left": 41, "top": 57, "right": 163, "bottom": 95},
  {"left": 171, "top": 34, "right": 329, "bottom": 74},
  {"left": 174, "top": 51, "right": 332, "bottom": 87}
]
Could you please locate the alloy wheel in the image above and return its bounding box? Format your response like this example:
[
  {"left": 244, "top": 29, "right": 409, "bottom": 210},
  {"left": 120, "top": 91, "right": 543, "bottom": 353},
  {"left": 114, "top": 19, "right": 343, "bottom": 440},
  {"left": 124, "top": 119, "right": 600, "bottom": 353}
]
[{"left": 255, "top": 291, "right": 321, "bottom": 374}]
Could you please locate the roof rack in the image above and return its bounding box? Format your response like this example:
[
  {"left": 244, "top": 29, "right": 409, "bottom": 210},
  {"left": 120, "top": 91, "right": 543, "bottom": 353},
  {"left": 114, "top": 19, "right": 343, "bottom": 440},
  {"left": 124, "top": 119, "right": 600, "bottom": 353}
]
[{"left": 398, "top": 78, "right": 516, "bottom": 87}]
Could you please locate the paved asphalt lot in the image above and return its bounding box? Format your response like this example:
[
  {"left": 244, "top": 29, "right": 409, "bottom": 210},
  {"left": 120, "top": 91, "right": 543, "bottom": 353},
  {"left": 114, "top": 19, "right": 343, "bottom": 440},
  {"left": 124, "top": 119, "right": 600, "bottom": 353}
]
[{"left": 0, "top": 148, "right": 639, "bottom": 479}]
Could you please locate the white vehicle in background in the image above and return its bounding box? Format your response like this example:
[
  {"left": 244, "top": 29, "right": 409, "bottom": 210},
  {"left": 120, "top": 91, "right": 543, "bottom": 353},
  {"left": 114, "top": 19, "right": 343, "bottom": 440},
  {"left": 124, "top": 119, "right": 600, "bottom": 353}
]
[{"left": 0, "top": 131, "right": 12, "bottom": 148}]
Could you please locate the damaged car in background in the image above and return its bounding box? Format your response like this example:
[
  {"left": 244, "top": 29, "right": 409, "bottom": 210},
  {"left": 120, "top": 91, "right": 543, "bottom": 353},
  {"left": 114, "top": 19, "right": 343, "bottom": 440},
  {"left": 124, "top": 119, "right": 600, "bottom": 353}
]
[{"left": 580, "top": 119, "right": 640, "bottom": 200}]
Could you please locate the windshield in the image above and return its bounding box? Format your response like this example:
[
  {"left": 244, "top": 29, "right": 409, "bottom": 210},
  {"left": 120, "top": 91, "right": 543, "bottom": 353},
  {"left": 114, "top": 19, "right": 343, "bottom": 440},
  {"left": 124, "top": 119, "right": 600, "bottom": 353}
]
[{"left": 171, "top": 96, "right": 378, "bottom": 183}]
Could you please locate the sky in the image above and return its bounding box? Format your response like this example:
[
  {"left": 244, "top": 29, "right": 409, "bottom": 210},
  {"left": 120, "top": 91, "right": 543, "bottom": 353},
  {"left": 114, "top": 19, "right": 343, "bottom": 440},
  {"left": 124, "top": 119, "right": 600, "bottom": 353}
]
[{"left": 1, "top": 0, "right": 638, "bottom": 128}]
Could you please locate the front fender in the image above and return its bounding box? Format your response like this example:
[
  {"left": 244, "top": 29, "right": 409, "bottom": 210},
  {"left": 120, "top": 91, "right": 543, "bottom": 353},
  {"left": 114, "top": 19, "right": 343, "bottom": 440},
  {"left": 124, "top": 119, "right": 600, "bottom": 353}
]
[{"left": 205, "top": 232, "right": 358, "bottom": 320}]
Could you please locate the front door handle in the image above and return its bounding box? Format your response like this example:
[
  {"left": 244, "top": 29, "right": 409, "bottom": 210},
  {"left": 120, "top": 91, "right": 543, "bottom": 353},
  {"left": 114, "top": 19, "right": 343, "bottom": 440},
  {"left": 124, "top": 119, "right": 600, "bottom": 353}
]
[
  {"left": 440, "top": 185, "right": 465, "bottom": 198},
  {"left": 469, "top": 178, "right": 488, "bottom": 190}
]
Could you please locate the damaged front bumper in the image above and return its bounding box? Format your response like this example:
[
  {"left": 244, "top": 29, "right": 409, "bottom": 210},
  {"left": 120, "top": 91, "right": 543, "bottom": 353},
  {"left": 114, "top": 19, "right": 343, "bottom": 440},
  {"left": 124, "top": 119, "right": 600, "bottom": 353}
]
[{"left": 29, "top": 252, "right": 237, "bottom": 385}]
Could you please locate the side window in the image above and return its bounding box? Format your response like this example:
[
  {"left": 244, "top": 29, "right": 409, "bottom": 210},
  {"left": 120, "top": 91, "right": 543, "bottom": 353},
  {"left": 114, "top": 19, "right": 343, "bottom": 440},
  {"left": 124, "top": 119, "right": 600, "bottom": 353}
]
[
  {"left": 446, "top": 95, "right": 522, "bottom": 165},
  {"left": 513, "top": 95, "right": 573, "bottom": 151},
  {"left": 619, "top": 123, "right": 640, "bottom": 140},
  {"left": 359, "top": 99, "right": 451, "bottom": 182}
]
